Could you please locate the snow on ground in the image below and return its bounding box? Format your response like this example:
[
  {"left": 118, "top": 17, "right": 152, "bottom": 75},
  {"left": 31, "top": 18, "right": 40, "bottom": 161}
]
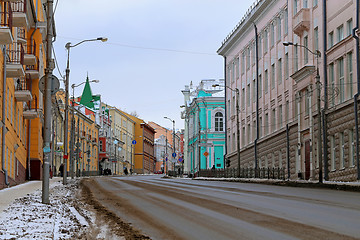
[
  {"left": 0, "top": 179, "right": 88, "bottom": 239},
  {"left": 0, "top": 179, "right": 123, "bottom": 240}
]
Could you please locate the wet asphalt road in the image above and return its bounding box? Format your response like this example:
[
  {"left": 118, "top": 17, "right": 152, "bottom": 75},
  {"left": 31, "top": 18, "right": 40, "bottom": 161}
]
[{"left": 87, "top": 175, "right": 360, "bottom": 240}]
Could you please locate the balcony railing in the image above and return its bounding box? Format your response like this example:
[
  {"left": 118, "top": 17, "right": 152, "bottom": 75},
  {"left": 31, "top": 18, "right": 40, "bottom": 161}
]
[
  {"left": 15, "top": 75, "right": 29, "bottom": 91},
  {"left": 0, "top": 2, "right": 13, "bottom": 30},
  {"left": 6, "top": 42, "right": 24, "bottom": 65},
  {"left": 17, "top": 27, "right": 25, "bottom": 40},
  {"left": 11, "top": 0, "right": 26, "bottom": 13},
  {"left": 23, "top": 95, "right": 38, "bottom": 119},
  {"left": 26, "top": 39, "right": 36, "bottom": 55},
  {"left": 14, "top": 74, "right": 32, "bottom": 102},
  {"left": 293, "top": 8, "right": 310, "bottom": 36}
]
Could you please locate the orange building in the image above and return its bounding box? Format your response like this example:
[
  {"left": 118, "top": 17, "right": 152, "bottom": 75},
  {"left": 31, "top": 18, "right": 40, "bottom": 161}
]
[
  {"left": 125, "top": 114, "right": 155, "bottom": 174},
  {"left": 1, "top": 0, "right": 50, "bottom": 188}
]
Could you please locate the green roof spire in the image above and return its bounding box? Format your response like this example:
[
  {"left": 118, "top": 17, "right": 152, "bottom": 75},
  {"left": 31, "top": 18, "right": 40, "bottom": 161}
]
[{"left": 79, "top": 75, "right": 95, "bottom": 109}]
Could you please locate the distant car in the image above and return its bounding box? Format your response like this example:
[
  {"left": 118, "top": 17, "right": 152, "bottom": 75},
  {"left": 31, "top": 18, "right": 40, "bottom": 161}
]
[{"left": 154, "top": 170, "right": 163, "bottom": 174}]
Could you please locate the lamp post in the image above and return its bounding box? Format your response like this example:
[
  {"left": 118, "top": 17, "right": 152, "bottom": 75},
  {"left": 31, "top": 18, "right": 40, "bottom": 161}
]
[
  {"left": 69, "top": 80, "right": 99, "bottom": 178},
  {"left": 283, "top": 41, "right": 322, "bottom": 183},
  {"left": 63, "top": 37, "right": 107, "bottom": 184},
  {"left": 164, "top": 117, "right": 176, "bottom": 174},
  {"left": 213, "top": 84, "right": 240, "bottom": 176}
]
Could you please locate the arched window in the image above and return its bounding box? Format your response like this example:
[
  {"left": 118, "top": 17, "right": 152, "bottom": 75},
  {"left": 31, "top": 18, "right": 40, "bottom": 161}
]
[{"left": 215, "top": 112, "right": 224, "bottom": 131}]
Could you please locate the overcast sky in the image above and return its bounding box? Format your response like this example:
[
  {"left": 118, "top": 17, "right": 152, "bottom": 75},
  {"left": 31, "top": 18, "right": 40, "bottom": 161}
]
[{"left": 53, "top": 0, "right": 255, "bottom": 129}]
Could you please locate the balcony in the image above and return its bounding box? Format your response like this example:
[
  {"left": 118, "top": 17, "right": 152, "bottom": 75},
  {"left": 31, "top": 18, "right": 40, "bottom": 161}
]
[
  {"left": 17, "top": 27, "right": 26, "bottom": 44},
  {"left": 23, "top": 95, "right": 38, "bottom": 119},
  {"left": 80, "top": 131, "right": 86, "bottom": 139},
  {"left": 6, "top": 42, "right": 25, "bottom": 78},
  {"left": 0, "top": 3, "right": 14, "bottom": 44},
  {"left": 24, "top": 40, "right": 36, "bottom": 66},
  {"left": 293, "top": 8, "right": 310, "bottom": 36},
  {"left": 11, "top": 0, "right": 28, "bottom": 27},
  {"left": 14, "top": 74, "right": 32, "bottom": 102},
  {"left": 25, "top": 57, "right": 39, "bottom": 79}
]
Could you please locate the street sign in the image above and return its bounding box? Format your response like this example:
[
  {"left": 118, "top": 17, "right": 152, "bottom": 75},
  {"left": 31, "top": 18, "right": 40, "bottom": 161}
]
[
  {"left": 165, "top": 157, "right": 168, "bottom": 162},
  {"left": 178, "top": 157, "right": 183, "bottom": 162},
  {"left": 172, "top": 152, "right": 177, "bottom": 158},
  {"left": 132, "top": 140, "right": 137, "bottom": 145},
  {"left": 63, "top": 155, "right": 68, "bottom": 159},
  {"left": 39, "top": 75, "right": 60, "bottom": 95},
  {"left": 199, "top": 143, "right": 214, "bottom": 147},
  {"left": 203, "top": 151, "right": 209, "bottom": 157}
]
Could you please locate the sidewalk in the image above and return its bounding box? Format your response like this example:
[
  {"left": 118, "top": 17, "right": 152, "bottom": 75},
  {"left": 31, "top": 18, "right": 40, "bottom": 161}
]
[{"left": 0, "top": 177, "right": 62, "bottom": 213}]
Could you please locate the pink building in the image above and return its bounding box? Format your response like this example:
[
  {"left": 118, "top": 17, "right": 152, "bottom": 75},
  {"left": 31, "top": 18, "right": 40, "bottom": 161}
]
[{"left": 218, "top": 0, "right": 359, "bottom": 181}]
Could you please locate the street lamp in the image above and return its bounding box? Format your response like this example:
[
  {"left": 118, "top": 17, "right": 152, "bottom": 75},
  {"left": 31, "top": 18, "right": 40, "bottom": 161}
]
[
  {"left": 283, "top": 41, "right": 323, "bottom": 183},
  {"left": 63, "top": 37, "right": 107, "bottom": 184},
  {"left": 213, "top": 84, "right": 240, "bottom": 177},
  {"left": 164, "top": 117, "right": 176, "bottom": 175},
  {"left": 69, "top": 79, "right": 99, "bottom": 178}
]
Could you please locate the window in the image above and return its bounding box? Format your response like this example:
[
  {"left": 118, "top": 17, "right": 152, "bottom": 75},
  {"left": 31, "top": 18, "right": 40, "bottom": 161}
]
[
  {"left": 304, "top": 36, "right": 309, "bottom": 64},
  {"left": 279, "top": 150, "right": 283, "bottom": 168},
  {"left": 284, "top": 9, "right": 288, "bottom": 35},
  {"left": 264, "top": 70, "right": 269, "bottom": 93},
  {"left": 270, "top": 23, "right": 275, "bottom": 47},
  {"left": 264, "top": 30, "right": 268, "bottom": 52},
  {"left": 272, "top": 108, "right": 276, "bottom": 132},
  {"left": 328, "top": 31, "right": 334, "bottom": 48},
  {"left": 252, "top": 79, "right": 256, "bottom": 103},
  {"left": 338, "top": 58, "right": 344, "bottom": 103},
  {"left": 241, "top": 88, "right": 245, "bottom": 109},
  {"left": 232, "top": 133, "right": 236, "bottom": 151},
  {"left": 252, "top": 121, "right": 256, "bottom": 142},
  {"left": 232, "top": 96, "right": 235, "bottom": 115},
  {"left": 294, "top": 46, "right": 299, "bottom": 71},
  {"left": 329, "top": 63, "right": 335, "bottom": 106},
  {"left": 313, "top": 0, "right": 318, "bottom": 7},
  {"left": 305, "top": 89, "right": 310, "bottom": 115},
  {"left": 277, "top": 17, "right": 281, "bottom": 41},
  {"left": 232, "top": 61, "right": 235, "bottom": 82},
  {"left": 347, "top": 52, "right": 353, "bottom": 98},
  {"left": 265, "top": 113, "right": 269, "bottom": 135},
  {"left": 236, "top": 57, "right": 240, "bottom": 78},
  {"left": 347, "top": 19, "right": 353, "bottom": 37},
  {"left": 304, "top": 0, "right": 308, "bottom": 8},
  {"left": 285, "top": 101, "right": 289, "bottom": 123},
  {"left": 314, "top": 27, "right": 319, "bottom": 50},
  {"left": 99, "top": 140, "right": 103, "bottom": 151},
  {"left": 247, "top": 47, "right": 250, "bottom": 70},
  {"left": 247, "top": 124, "right": 251, "bottom": 144},
  {"left": 258, "top": 35, "right": 262, "bottom": 57},
  {"left": 271, "top": 64, "right": 275, "bottom": 89},
  {"left": 293, "top": 0, "right": 298, "bottom": 15},
  {"left": 214, "top": 112, "right": 224, "bottom": 131},
  {"left": 285, "top": 53, "right": 289, "bottom": 79},
  {"left": 252, "top": 43, "right": 256, "bottom": 65},
  {"left": 259, "top": 116, "right": 262, "bottom": 137},
  {"left": 278, "top": 105, "right": 283, "bottom": 128},
  {"left": 349, "top": 129, "right": 355, "bottom": 166},
  {"left": 337, "top": 25, "right": 344, "bottom": 43},
  {"left": 340, "top": 132, "right": 345, "bottom": 168},
  {"left": 278, "top": 59, "right": 282, "bottom": 84},
  {"left": 259, "top": 74, "right": 262, "bottom": 98},
  {"left": 247, "top": 84, "right": 250, "bottom": 106},
  {"left": 330, "top": 135, "right": 335, "bottom": 170},
  {"left": 242, "top": 126, "right": 245, "bottom": 147},
  {"left": 241, "top": 52, "right": 245, "bottom": 74}
]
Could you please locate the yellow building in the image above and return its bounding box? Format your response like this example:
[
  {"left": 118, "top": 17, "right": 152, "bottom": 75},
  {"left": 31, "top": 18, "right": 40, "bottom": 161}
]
[
  {"left": 101, "top": 104, "right": 135, "bottom": 175},
  {"left": 1, "top": 0, "right": 50, "bottom": 188}
]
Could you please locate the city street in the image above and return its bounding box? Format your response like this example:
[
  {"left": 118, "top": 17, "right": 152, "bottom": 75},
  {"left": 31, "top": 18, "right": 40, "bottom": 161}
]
[{"left": 82, "top": 175, "right": 360, "bottom": 240}]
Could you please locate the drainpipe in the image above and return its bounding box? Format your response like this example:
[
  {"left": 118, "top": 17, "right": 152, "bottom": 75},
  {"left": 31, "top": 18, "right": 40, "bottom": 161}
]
[
  {"left": 2, "top": 45, "right": 9, "bottom": 186},
  {"left": 352, "top": 0, "right": 360, "bottom": 180},
  {"left": 26, "top": 8, "right": 38, "bottom": 180},
  {"left": 254, "top": 23, "right": 259, "bottom": 175},
  {"left": 322, "top": 0, "right": 329, "bottom": 180},
  {"left": 223, "top": 56, "right": 228, "bottom": 168}
]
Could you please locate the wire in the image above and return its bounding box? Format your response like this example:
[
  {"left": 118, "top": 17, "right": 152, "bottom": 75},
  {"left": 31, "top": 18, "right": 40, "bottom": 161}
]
[{"left": 52, "top": 46, "right": 64, "bottom": 80}]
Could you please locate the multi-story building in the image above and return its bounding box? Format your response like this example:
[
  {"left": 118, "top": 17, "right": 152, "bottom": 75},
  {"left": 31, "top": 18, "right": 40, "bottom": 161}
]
[
  {"left": 125, "top": 114, "right": 155, "bottom": 174},
  {"left": 1, "top": 0, "right": 50, "bottom": 189},
  {"left": 181, "top": 79, "right": 226, "bottom": 174},
  {"left": 218, "top": 0, "right": 359, "bottom": 181},
  {"left": 148, "top": 121, "right": 174, "bottom": 172}
]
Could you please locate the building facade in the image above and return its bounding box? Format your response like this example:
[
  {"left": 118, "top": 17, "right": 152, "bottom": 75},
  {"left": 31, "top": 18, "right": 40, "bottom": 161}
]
[
  {"left": 218, "top": 0, "right": 360, "bottom": 181},
  {"left": 181, "top": 79, "right": 226, "bottom": 174},
  {"left": 1, "top": 0, "right": 49, "bottom": 189}
]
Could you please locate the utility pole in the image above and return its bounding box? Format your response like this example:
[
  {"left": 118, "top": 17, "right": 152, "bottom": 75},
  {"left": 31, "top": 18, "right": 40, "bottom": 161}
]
[
  {"left": 42, "top": 0, "right": 54, "bottom": 204},
  {"left": 165, "top": 128, "right": 168, "bottom": 174}
]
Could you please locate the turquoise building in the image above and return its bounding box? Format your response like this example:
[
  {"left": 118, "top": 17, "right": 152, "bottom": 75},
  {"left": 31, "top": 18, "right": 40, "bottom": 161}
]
[{"left": 181, "top": 79, "right": 225, "bottom": 174}]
